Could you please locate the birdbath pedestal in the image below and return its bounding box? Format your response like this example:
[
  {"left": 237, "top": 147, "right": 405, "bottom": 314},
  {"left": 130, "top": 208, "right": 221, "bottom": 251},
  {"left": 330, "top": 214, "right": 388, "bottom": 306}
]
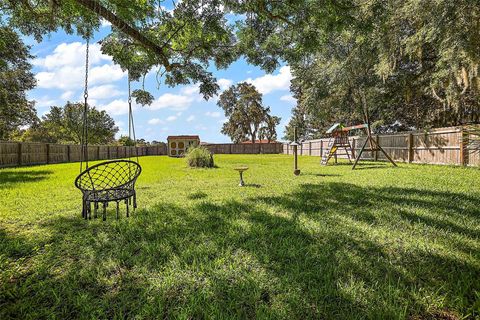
[{"left": 234, "top": 166, "right": 249, "bottom": 186}]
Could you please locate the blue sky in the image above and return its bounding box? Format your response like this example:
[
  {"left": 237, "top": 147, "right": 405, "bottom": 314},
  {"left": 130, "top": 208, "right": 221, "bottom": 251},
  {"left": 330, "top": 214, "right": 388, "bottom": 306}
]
[{"left": 25, "top": 23, "right": 296, "bottom": 143}]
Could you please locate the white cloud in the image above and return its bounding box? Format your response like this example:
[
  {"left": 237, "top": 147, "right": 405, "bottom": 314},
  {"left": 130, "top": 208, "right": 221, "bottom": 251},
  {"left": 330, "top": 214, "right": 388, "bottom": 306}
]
[
  {"left": 186, "top": 115, "right": 195, "bottom": 122},
  {"left": 280, "top": 94, "right": 296, "bottom": 104},
  {"left": 90, "top": 64, "right": 125, "bottom": 84},
  {"left": 148, "top": 118, "right": 164, "bottom": 125},
  {"left": 33, "top": 42, "right": 110, "bottom": 70},
  {"left": 115, "top": 120, "right": 127, "bottom": 136},
  {"left": 218, "top": 78, "right": 233, "bottom": 90},
  {"left": 88, "top": 85, "right": 124, "bottom": 100},
  {"left": 244, "top": 66, "right": 292, "bottom": 95},
  {"left": 205, "top": 111, "right": 221, "bottom": 118},
  {"left": 166, "top": 115, "right": 177, "bottom": 122},
  {"left": 147, "top": 93, "right": 194, "bottom": 111},
  {"left": 33, "top": 42, "right": 126, "bottom": 90},
  {"left": 98, "top": 99, "right": 137, "bottom": 116},
  {"left": 101, "top": 19, "right": 112, "bottom": 27},
  {"left": 35, "top": 64, "right": 125, "bottom": 90},
  {"left": 61, "top": 91, "right": 75, "bottom": 100},
  {"left": 33, "top": 96, "right": 58, "bottom": 108},
  {"left": 181, "top": 84, "right": 199, "bottom": 96}
]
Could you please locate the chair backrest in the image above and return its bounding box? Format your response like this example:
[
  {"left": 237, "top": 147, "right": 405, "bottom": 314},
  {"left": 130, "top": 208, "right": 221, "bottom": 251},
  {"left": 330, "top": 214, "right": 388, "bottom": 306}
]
[{"left": 75, "top": 160, "right": 141, "bottom": 191}]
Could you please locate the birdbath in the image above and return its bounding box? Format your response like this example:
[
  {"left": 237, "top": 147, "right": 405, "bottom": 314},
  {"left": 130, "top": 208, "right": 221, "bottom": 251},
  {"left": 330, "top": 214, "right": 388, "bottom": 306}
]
[{"left": 234, "top": 166, "right": 249, "bottom": 186}]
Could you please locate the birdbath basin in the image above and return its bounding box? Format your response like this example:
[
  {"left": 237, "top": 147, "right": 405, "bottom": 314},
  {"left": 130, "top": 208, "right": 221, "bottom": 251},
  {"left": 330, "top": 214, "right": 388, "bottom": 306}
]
[{"left": 234, "top": 166, "right": 249, "bottom": 186}]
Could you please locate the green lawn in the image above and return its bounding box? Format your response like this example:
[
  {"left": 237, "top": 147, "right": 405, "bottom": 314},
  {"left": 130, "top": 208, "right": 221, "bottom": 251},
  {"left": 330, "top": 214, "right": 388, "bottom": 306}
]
[{"left": 1, "top": 155, "right": 479, "bottom": 319}]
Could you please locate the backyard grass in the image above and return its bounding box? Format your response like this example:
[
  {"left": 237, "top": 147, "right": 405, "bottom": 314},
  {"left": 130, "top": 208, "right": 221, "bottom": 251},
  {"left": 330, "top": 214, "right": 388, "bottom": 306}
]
[{"left": 0, "top": 154, "right": 479, "bottom": 319}]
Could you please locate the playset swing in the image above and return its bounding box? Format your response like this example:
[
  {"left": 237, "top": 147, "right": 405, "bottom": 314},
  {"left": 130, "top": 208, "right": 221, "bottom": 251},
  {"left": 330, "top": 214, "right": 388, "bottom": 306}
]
[{"left": 74, "top": 37, "right": 142, "bottom": 220}]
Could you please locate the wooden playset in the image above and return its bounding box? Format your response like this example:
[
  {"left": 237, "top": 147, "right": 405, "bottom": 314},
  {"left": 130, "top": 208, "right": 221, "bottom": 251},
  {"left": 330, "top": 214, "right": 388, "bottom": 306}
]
[
  {"left": 321, "top": 123, "right": 354, "bottom": 165},
  {"left": 321, "top": 123, "right": 397, "bottom": 169}
]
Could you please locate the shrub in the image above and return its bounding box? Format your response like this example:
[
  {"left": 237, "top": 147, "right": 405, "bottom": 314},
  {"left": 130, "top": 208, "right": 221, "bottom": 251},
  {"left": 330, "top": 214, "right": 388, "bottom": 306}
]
[{"left": 185, "top": 146, "right": 214, "bottom": 168}]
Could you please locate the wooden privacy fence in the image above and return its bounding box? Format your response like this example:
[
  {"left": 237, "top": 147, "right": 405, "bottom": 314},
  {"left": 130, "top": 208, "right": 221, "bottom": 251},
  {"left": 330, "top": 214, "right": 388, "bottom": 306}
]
[
  {"left": 283, "top": 126, "right": 480, "bottom": 166},
  {"left": 202, "top": 143, "right": 283, "bottom": 155},
  {"left": 0, "top": 142, "right": 167, "bottom": 168},
  {"left": 0, "top": 142, "right": 283, "bottom": 168}
]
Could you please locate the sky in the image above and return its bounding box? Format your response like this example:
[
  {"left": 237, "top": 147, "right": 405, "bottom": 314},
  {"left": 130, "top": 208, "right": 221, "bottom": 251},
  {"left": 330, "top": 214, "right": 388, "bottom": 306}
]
[{"left": 24, "top": 22, "right": 296, "bottom": 144}]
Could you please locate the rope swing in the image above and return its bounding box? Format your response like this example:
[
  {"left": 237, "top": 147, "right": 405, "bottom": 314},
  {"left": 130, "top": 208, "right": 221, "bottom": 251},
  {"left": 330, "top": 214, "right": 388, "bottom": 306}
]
[{"left": 75, "top": 35, "right": 142, "bottom": 221}]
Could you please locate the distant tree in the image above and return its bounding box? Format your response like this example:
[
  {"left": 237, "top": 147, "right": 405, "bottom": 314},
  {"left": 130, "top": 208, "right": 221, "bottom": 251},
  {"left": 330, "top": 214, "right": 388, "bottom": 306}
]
[
  {"left": 0, "top": 27, "right": 37, "bottom": 140},
  {"left": 118, "top": 135, "right": 135, "bottom": 146},
  {"left": 24, "top": 102, "right": 118, "bottom": 144},
  {"left": 217, "top": 82, "right": 281, "bottom": 143},
  {"left": 259, "top": 114, "right": 281, "bottom": 142},
  {"left": 284, "top": 104, "right": 316, "bottom": 142},
  {"left": 136, "top": 138, "right": 149, "bottom": 146}
]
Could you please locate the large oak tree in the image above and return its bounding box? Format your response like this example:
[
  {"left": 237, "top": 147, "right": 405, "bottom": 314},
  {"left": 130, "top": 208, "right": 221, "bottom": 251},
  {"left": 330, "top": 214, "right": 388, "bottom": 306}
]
[
  {"left": 23, "top": 102, "right": 118, "bottom": 144},
  {"left": 0, "top": 27, "right": 37, "bottom": 140},
  {"left": 218, "top": 82, "right": 280, "bottom": 143}
]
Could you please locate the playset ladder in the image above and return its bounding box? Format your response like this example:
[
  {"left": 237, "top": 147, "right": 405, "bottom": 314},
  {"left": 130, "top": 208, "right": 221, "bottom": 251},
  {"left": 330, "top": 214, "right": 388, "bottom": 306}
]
[
  {"left": 321, "top": 138, "right": 353, "bottom": 165},
  {"left": 321, "top": 139, "right": 335, "bottom": 165}
]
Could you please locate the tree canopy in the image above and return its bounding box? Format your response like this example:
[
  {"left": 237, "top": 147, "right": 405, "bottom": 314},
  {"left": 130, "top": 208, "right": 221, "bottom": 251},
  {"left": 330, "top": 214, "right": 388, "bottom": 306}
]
[
  {"left": 1, "top": 0, "right": 239, "bottom": 102},
  {"left": 218, "top": 82, "right": 280, "bottom": 143},
  {"left": 230, "top": 1, "right": 480, "bottom": 137},
  {"left": 1, "top": 0, "right": 479, "bottom": 140},
  {"left": 22, "top": 102, "right": 118, "bottom": 144},
  {"left": 0, "top": 26, "right": 37, "bottom": 140}
]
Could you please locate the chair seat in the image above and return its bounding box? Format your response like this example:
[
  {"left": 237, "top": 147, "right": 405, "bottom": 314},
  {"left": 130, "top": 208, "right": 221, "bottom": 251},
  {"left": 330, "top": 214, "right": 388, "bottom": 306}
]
[
  {"left": 85, "top": 187, "right": 134, "bottom": 203},
  {"left": 75, "top": 160, "right": 142, "bottom": 220}
]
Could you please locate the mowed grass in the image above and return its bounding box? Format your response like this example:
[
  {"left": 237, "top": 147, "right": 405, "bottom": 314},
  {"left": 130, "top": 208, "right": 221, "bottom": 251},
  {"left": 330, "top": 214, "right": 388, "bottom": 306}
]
[{"left": 0, "top": 155, "right": 479, "bottom": 319}]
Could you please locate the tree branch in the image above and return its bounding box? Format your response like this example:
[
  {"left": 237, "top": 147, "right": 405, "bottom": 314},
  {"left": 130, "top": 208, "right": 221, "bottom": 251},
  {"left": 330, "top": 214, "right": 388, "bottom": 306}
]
[{"left": 74, "top": 0, "right": 174, "bottom": 71}]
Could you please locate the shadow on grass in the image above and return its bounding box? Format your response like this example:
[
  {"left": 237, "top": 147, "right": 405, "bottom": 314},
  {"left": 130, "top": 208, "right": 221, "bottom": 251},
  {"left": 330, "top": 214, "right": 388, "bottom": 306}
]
[
  {"left": 301, "top": 173, "right": 341, "bottom": 177},
  {"left": 187, "top": 191, "right": 208, "bottom": 200},
  {"left": 0, "top": 170, "right": 53, "bottom": 189},
  {"left": 1, "top": 182, "right": 479, "bottom": 319},
  {"left": 243, "top": 183, "right": 261, "bottom": 188},
  {"left": 351, "top": 164, "right": 396, "bottom": 170}
]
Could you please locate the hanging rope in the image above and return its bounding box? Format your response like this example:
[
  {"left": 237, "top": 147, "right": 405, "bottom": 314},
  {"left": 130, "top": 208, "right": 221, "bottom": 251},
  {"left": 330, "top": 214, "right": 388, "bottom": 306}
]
[
  {"left": 80, "top": 37, "right": 90, "bottom": 173},
  {"left": 127, "top": 71, "right": 139, "bottom": 163}
]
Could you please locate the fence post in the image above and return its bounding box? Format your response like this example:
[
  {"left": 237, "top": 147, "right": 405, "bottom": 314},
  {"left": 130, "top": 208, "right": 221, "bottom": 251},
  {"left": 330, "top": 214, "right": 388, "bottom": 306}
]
[
  {"left": 17, "top": 142, "right": 22, "bottom": 166},
  {"left": 320, "top": 140, "right": 324, "bottom": 158},
  {"left": 46, "top": 143, "right": 50, "bottom": 164},
  {"left": 374, "top": 135, "right": 379, "bottom": 161},
  {"left": 309, "top": 142, "right": 312, "bottom": 156},
  {"left": 460, "top": 127, "right": 469, "bottom": 166},
  {"left": 408, "top": 133, "right": 413, "bottom": 163}
]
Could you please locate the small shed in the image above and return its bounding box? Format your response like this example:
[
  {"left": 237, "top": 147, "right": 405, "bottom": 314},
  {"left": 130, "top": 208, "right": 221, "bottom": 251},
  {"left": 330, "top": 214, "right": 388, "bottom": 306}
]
[{"left": 167, "top": 135, "right": 200, "bottom": 157}]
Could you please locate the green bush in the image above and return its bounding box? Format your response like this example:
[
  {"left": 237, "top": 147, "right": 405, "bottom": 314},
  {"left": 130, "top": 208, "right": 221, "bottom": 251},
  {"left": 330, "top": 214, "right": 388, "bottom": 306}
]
[{"left": 185, "top": 146, "right": 214, "bottom": 168}]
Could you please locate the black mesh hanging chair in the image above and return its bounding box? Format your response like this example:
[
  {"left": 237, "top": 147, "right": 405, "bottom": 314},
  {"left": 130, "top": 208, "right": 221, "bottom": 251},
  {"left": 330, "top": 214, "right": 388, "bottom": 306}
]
[{"left": 75, "top": 37, "right": 142, "bottom": 220}]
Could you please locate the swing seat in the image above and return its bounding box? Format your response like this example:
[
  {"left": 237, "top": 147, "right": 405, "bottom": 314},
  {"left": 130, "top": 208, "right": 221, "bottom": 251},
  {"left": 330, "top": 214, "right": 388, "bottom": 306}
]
[{"left": 75, "top": 160, "right": 142, "bottom": 220}]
